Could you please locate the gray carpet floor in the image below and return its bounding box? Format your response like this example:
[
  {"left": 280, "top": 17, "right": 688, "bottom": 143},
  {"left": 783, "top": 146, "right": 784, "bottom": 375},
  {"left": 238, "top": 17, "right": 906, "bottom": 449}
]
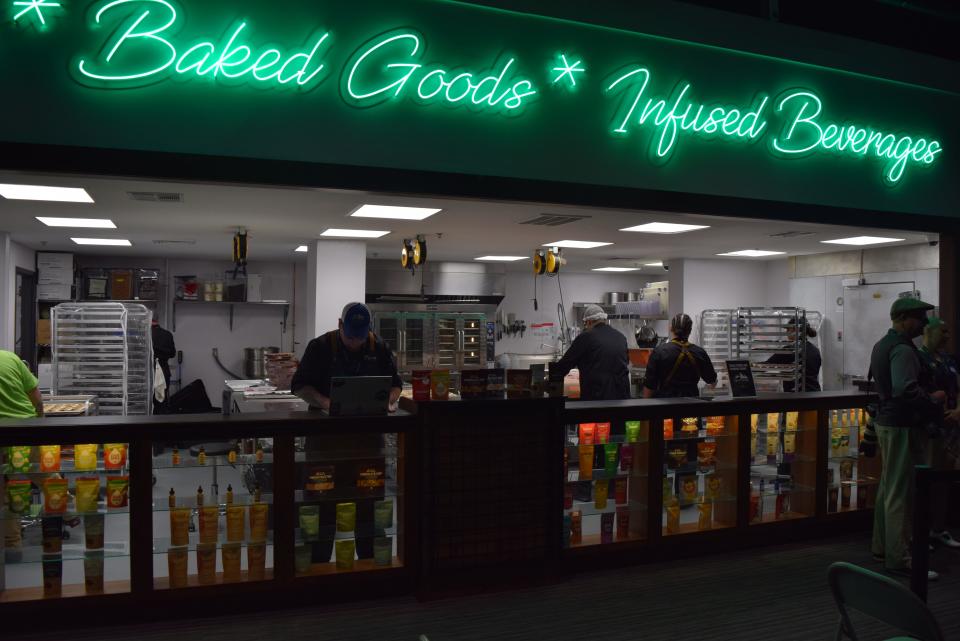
[{"left": 15, "top": 533, "right": 960, "bottom": 641}]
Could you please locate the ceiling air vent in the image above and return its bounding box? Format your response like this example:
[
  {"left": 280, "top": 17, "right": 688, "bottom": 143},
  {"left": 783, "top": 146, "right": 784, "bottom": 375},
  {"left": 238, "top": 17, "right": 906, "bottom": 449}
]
[
  {"left": 519, "top": 213, "right": 591, "bottom": 227},
  {"left": 152, "top": 239, "right": 196, "bottom": 246},
  {"left": 768, "top": 231, "right": 815, "bottom": 238},
  {"left": 128, "top": 191, "right": 184, "bottom": 203}
]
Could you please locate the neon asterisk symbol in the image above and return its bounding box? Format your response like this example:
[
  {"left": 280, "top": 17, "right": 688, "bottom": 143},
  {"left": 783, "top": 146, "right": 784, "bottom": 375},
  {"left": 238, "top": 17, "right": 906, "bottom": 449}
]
[
  {"left": 13, "top": 0, "right": 61, "bottom": 25},
  {"left": 552, "top": 54, "right": 585, "bottom": 87}
]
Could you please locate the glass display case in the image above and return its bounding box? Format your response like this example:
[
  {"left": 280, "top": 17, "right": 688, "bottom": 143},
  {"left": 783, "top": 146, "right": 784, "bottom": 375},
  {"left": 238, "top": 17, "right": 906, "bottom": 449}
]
[
  {"left": 151, "top": 439, "right": 273, "bottom": 588},
  {"left": 826, "top": 408, "right": 878, "bottom": 513},
  {"left": 661, "top": 415, "right": 739, "bottom": 535},
  {"left": 564, "top": 420, "right": 648, "bottom": 547},
  {"left": 748, "top": 410, "right": 817, "bottom": 524},
  {"left": 2, "top": 442, "right": 131, "bottom": 601},
  {"left": 294, "top": 432, "right": 404, "bottom": 575}
]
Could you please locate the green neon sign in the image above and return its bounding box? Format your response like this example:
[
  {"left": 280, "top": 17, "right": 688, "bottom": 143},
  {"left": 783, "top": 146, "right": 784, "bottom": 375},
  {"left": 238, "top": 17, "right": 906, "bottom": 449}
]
[{"left": 1, "top": 0, "right": 953, "bottom": 207}]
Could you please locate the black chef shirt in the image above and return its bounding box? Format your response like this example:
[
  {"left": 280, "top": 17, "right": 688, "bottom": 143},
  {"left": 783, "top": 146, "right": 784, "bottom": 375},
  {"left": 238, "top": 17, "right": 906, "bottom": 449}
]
[
  {"left": 550, "top": 323, "right": 630, "bottom": 401},
  {"left": 644, "top": 340, "right": 718, "bottom": 398},
  {"left": 291, "top": 331, "right": 402, "bottom": 399},
  {"left": 766, "top": 341, "right": 822, "bottom": 392}
]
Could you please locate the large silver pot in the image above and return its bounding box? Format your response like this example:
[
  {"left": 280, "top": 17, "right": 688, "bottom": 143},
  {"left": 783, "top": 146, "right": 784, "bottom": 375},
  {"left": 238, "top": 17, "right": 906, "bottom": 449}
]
[
  {"left": 604, "top": 292, "right": 630, "bottom": 305},
  {"left": 243, "top": 346, "right": 279, "bottom": 379}
]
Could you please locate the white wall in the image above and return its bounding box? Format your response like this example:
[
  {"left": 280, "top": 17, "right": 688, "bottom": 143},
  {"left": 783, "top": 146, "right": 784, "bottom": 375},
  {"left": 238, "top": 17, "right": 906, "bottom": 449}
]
[
  {"left": 496, "top": 271, "right": 655, "bottom": 355},
  {"left": 305, "top": 240, "right": 366, "bottom": 341},
  {"left": 680, "top": 259, "right": 772, "bottom": 340}
]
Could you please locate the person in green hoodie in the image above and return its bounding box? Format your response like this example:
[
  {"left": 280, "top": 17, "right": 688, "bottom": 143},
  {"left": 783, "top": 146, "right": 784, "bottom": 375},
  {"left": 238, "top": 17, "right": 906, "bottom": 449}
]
[{"left": 868, "top": 298, "right": 944, "bottom": 580}]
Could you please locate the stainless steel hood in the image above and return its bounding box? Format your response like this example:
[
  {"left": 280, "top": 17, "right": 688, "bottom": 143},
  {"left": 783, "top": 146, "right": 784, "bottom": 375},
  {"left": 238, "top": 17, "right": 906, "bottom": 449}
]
[{"left": 366, "top": 261, "right": 505, "bottom": 309}]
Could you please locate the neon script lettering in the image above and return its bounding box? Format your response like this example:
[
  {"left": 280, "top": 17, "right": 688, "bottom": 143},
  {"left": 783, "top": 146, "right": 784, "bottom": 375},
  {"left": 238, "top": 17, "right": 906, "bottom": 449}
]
[
  {"left": 343, "top": 30, "right": 537, "bottom": 111},
  {"left": 772, "top": 91, "right": 942, "bottom": 184},
  {"left": 75, "top": 0, "right": 329, "bottom": 88},
  {"left": 606, "top": 67, "right": 768, "bottom": 162}
]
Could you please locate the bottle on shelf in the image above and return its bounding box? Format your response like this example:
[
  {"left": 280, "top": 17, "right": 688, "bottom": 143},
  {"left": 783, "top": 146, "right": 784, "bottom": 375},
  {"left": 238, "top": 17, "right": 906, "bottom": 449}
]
[
  {"left": 171, "top": 448, "right": 180, "bottom": 466},
  {"left": 196, "top": 485, "right": 204, "bottom": 507},
  {"left": 228, "top": 447, "right": 237, "bottom": 464},
  {"left": 197, "top": 446, "right": 207, "bottom": 465},
  {"left": 168, "top": 488, "right": 176, "bottom": 509}
]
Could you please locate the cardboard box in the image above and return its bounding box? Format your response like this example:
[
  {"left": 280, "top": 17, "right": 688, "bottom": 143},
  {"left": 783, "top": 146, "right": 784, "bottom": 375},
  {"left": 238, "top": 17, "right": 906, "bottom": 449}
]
[{"left": 37, "top": 319, "right": 51, "bottom": 345}]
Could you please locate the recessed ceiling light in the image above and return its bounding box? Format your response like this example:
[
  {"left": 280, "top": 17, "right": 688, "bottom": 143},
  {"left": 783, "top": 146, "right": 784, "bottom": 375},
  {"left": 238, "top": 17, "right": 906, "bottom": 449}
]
[
  {"left": 644, "top": 262, "right": 664, "bottom": 267},
  {"left": 593, "top": 267, "right": 640, "bottom": 272},
  {"left": 0, "top": 184, "right": 94, "bottom": 203},
  {"left": 71, "top": 238, "right": 132, "bottom": 246},
  {"left": 475, "top": 256, "right": 527, "bottom": 262},
  {"left": 620, "top": 222, "right": 710, "bottom": 234},
  {"left": 350, "top": 204, "right": 442, "bottom": 220},
  {"left": 295, "top": 245, "right": 308, "bottom": 252},
  {"left": 543, "top": 240, "right": 612, "bottom": 249},
  {"left": 36, "top": 217, "right": 116, "bottom": 229},
  {"left": 321, "top": 229, "right": 391, "bottom": 238},
  {"left": 821, "top": 236, "right": 905, "bottom": 246},
  {"left": 717, "top": 249, "right": 785, "bottom": 257}
]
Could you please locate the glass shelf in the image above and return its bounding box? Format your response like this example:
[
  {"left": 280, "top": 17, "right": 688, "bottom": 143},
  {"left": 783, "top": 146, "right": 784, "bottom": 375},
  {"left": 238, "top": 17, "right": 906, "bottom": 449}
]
[
  {"left": 293, "top": 488, "right": 401, "bottom": 503},
  {"left": 1, "top": 464, "right": 129, "bottom": 475},
  {"left": 153, "top": 536, "right": 274, "bottom": 555},
  {"left": 0, "top": 506, "right": 129, "bottom": 520},
  {"left": 5, "top": 543, "right": 129, "bottom": 564},
  {"left": 152, "top": 453, "right": 272, "bottom": 469},
  {"left": 295, "top": 448, "right": 401, "bottom": 463},
  {"left": 566, "top": 501, "right": 646, "bottom": 518},
  {"left": 151, "top": 495, "right": 273, "bottom": 512}
]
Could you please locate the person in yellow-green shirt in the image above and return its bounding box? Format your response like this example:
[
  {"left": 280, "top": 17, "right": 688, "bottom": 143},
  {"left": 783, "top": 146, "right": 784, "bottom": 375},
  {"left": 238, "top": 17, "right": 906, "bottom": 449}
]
[{"left": 0, "top": 350, "right": 42, "bottom": 419}]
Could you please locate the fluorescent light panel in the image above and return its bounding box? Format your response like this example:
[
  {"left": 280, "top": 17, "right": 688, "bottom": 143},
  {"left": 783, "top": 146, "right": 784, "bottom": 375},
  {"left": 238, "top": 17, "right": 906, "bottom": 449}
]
[
  {"left": 71, "top": 238, "right": 132, "bottom": 246},
  {"left": 593, "top": 267, "right": 640, "bottom": 272},
  {"left": 644, "top": 262, "right": 664, "bottom": 267},
  {"left": 350, "top": 204, "right": 441, "bottom": 220},
  {"left": 321, "top": 228, "right": 391, "bottom": 238},
  {"left": 0, "top": 184, "right": 93, "bottom": 203},
  {"left": 36, "top": 217, "right": 115, "bottom": 229},
  {"left": 620, "top": 222, "right": 710, "bottom": 234},
  {"left": 821, "top": 236, "right": 905, "bottom": 246},
  {"left": 543, "top": 240, "right": 612, "bottom": 249},
  {"left": 717, "top": 249, "right": 785, "bottom": 257},
  {"left": 475, "top": 256, "right": 526, "bottom": 262},
  {"left": 295, "top": 245, "right": 308, "bottom": 252}
]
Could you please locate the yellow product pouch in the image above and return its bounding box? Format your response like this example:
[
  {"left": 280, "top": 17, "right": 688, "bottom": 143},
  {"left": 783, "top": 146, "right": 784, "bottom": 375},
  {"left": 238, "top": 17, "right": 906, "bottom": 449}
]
[
  {"left": 666, "top": 504, "right": 681, "bottom": 534},
  {"left": 336, "top": 502, "right": 356, "bottom": 533},
  {"left": 247, "top": 543, "right": 267, "bottom": 581},
  {"left": 594, "top": 479, "right": 608, "bottom": 510},
  {"left": 335, "top": 539, "right": 355, "bottom": 571},
  {"left": 167, "top": 547, "right": 188, "bottom": 588},
  {"left": 766, "top": 414, "right": 780, "bottom": 432},
  {"left": 39, "top": 445, "right": 61, "bottom": 472},
  {"left": 8, "top": 445, "right": 32, "bottom": 472},
  {"left": 226, "top": 506, "right": 245, "bottom": 542},
  {"left": 705, "top": 474, "right": 722, "bottom": 500},
  {"left": 6, "top": 479, "right": 32, "bottom": 513},
  {"left": 766, "top": 434, "right": 778, "bottom": 456},
  {"left": 578, "top": 445, "right": 593, "bottom": 480},
  {"left": 199, "top": 505, "right": 219, "bottom": 544},
  {"left": 249, "top": 503, "right": 269, "bottom": 542},
  {"left": 196, "top": 544, "right": 217, "bottom": 585},
  {"left": 74, "top": 444, "right": 98, "bottom": 471},
  {"left": 222, "top": 543, "right": 242, "bottom": 582},
  {"left": 785, "top": 412, "right": 799, "bottom": 430},
  {"left": 75, "top": 477, "right": 101, "bottom": 513},
  {"left": 169, "top": 508, "right": 190, "bottom": 547},
  {"left": 750, "top": 414, "right": 759, "bottom": 434},
  {"left": 698, "top": 502, "right": 713, "bottom": 530},
  {"left": 106, "top": 476, "right": 129, "bottom": 508},
  {"left": 783, "top": 432, "right": 797, "bottom": 456},
  {"left": 43, "top": 478, "right": 69, "bottom": 514}
]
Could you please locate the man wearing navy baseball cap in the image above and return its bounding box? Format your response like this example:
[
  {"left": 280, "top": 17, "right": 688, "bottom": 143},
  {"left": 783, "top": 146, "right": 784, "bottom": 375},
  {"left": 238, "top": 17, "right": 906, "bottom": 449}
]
[{"left": 291, "top": 302, "right": 402, "bottom": 413}]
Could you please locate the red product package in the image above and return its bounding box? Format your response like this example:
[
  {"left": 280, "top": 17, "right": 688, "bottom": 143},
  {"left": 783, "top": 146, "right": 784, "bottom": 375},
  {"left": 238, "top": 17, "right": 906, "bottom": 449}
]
[
  {"left": 614, "top": 478, "right": 627, "bottom": 504},
  {"left": 564, "top": 484, "right": 574, "bottom": 509},
  {"left": 616, "top": 506, "right": 630, "bottom": 539},
  {"left": 578, "top": 423, "right": 595, "bottom": 446},
  {"left": 411, "top": 370, "right": 431, "bottom": 401},
  {"left": 619, "top": 445, "right": 634, "bottom": 472},
  {"left": 596, "top": 423, "right": 611, "bottom": 444}
]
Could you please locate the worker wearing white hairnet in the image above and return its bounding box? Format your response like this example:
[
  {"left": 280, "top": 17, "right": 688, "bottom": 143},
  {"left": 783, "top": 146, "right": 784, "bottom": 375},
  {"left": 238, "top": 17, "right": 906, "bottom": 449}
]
[{"left": 549, "top": 304, "right": 630, "bottom": 401}]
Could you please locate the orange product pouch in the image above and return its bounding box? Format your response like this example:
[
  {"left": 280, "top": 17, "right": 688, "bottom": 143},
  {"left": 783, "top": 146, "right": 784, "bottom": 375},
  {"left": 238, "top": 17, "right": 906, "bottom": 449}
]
[{"left": 43, "top": 478, "right": 69, "bottom": 514}]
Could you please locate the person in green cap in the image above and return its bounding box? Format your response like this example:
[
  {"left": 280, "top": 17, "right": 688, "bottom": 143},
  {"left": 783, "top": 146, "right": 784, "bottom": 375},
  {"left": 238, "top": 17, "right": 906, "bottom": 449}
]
[
  {"left": 919, "top": 316, "right": 960, "bottom": 550},
  {"left": 868, "top": 297, "right": 945, "bottom": 580}
]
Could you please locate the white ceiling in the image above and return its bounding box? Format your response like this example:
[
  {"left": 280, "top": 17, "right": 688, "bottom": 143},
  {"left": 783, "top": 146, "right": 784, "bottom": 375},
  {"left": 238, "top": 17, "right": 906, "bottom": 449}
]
[{"left": 0, "top": 171, "right": 936, "bottom": 273}]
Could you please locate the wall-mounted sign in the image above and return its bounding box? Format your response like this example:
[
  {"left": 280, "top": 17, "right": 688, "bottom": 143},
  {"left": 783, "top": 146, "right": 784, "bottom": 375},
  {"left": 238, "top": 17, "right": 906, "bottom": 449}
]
[{"left": 2, "top": 0, "right": 957, "bottom": 215}]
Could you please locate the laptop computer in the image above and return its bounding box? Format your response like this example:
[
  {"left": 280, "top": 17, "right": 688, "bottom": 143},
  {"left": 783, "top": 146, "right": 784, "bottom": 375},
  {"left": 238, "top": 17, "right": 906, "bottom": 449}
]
[{"left": 327, "top": 376, "right": 392, "bottom": 416}]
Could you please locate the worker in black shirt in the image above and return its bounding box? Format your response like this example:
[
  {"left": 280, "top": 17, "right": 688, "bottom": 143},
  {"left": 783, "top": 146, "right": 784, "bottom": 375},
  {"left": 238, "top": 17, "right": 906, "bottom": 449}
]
[
  {"left": 290, "top": 302, "right": 402, "bottom": 564},
  {"left": 151, "top": 318, "right": 176, "bottom": 413},
  {"left": 765, "top": 318, "right": 822, "bottom": 392},
  {"left": 550, "top": 304, "right": 630, "bottom": 401},
  {"left": 643, "top": 313, "right": 717, "bottom": 398},
  {"left": 291, "top": 302, "right": 402, "bottom": 412}
]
